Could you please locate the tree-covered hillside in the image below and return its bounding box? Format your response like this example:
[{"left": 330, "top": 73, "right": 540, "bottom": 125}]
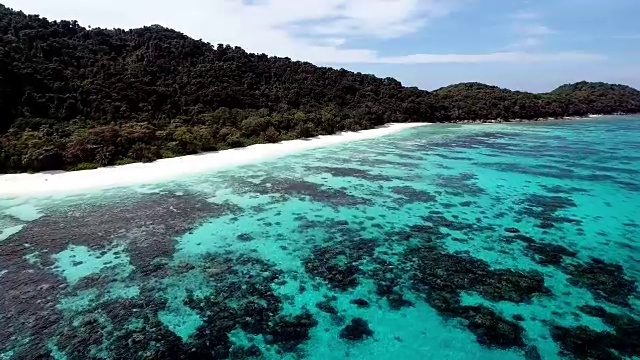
[{"left": 0, "top": 5, "right": 639, "bottom": 173}]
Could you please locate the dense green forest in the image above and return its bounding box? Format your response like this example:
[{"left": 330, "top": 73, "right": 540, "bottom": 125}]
[{"left": 1, "top": 5, "right": 639, "bottom": 173}]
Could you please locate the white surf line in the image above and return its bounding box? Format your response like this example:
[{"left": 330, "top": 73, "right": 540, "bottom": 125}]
[{"left": 0, "top": 123, "right": 430, "bottom": 197}]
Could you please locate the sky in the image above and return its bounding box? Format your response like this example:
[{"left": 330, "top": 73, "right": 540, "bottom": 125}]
[{"left": 4, "top": 0, "right": 640, "bottom": 92}]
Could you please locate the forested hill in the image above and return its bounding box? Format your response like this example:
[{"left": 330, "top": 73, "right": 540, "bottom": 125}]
[{"left": 1, "top": 5, "right": 639, "bottom": 173}]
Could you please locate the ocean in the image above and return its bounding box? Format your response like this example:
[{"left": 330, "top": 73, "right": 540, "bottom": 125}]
[{"left": 1, "top": 116, "right": 639, "bottom": 360}]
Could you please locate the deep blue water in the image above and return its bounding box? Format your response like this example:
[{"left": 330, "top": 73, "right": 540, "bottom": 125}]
[{"left": 1, "top": 116, "right": 639, "bottom": 360}]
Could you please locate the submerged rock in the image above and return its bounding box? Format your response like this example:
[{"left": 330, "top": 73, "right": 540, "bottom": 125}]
[{"left": 339, "top": 318, "right": 374, "bottom": 341}]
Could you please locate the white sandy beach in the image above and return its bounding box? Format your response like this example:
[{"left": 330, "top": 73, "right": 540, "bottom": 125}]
[{"left": 0, "top": 123, "right": 429, "bottom": 197}]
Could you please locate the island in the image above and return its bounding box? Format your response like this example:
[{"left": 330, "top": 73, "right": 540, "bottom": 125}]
[{"left": 1, "top": 4, "right": 639, "bottom": 173}]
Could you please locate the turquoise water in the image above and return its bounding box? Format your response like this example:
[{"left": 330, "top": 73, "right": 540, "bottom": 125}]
[{"left": 1, "top": 116, "right": 639, "bottom": 360}]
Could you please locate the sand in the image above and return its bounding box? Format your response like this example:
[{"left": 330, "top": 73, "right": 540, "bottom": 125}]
[{"left": 0, "top": 123, "right": 429, "bottom": 197}]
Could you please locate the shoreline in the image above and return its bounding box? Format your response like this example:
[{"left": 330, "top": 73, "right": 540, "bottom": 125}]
[
  {"left": 452, "top": 113, "right": 630, "bottom": 125},
  {"left": 0, "top": 113, "right": 633, "bottom": 198},
  {"left": 0, "top": 123, "right": 429, "bottom": 198}
]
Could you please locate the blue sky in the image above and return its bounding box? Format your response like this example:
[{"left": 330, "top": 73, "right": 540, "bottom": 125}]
[
  {"left": 5, "top": 0, "right": 640, "bottom": 92},
  {"left": 349, "top": 0, "right": 640, "bottom": 91}
]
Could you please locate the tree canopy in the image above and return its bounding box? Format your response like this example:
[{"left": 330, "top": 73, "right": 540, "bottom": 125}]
[{"left": 1, "top": 5, "right": 639, "bottom": 173}]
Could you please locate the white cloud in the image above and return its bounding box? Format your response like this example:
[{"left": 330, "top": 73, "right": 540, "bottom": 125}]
[
  {"left": 300, "top": 0, "right": 454, "bottom": 39},
  {"left": 508, "top": 25, "right": 552, "bottom": 49},
  {"left": 508, "top": 10, "right": 554, "bottom": 49},
  {"left": 318, "top": 38, "right": 348, "bottom": 47},
  {"left": 518, "top": 24, "right": 554, "bottom": 36},
  {"left": 511, "top": 11, "right": 539, "bottom": 20},
  {"left": 508, "top": 37, "right": 542, "bottom": 49},
  {"left": 5, "top": 0, "right": 602, "bottom": 65},
  {"left": 377, "top": 51, "right": 605, "bottom": 64},
  {"left": 615, "top": 34, "right": 640, "bottom": 39}
]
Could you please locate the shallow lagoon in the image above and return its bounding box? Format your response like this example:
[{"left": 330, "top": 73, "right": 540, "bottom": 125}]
[{"left": 1, "top": 117, "right": 639, "bottom": 360}]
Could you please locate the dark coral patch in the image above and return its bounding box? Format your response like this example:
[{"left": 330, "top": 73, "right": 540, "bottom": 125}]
[
  {"left": 8, "top": 192, "right": 232, "bottom": 275},
  {"left": 350, "top": 298, "right": 370, "bottom": 308},
  {"left": 503, "top": 233, "right": 577, "bottom": 267},
  {"left": 435, "top": 172, "right": 486, "bottom": 197},
  {"left": 56, "top": 313, "right": 121, "bottom": 359},
  {"left": 525, "top": 242, "right": 577, "bottom": 266},
  {"left": 433, "top": 132, "right": 522, "bottom": 152},
  {"left": 524, "top": 345, "right": 542, "bottom": 360},
  {"left": 375, "top": 280, "right": 414, "bottom": 310},
  {"left": 517, "top": 194, "right": 581, "bottom": 227},
  {"left": 228, "top": 176, "right": 373, "bottom": 208},
  {"left": 539, "top": 184, "right": 590, "bottom": 195},
  {"left": 410, "top": 242, "right": 550, "bottom": 304},
  {"left": 316, "top": 300, "right": 338, "bottom": 315},
  {"left": 391, "top": 185, "right": 437, "bottom": 204},
  {"left": 551, "top": 325, "right": 619, "bottom": 360},
  {"left": 311, "top": 166, "right": 393, "bottom": 182},
  {"left": 523, "top": 194, "right": 576, "bottom": 211},
  {"left": 339, "top": 318, "right": 374, "bottom": 341},
  {"left": 304, "top": 250, "right": 360, "bottom": 290},
  {"left": 566, "top": 258, "right": 638, "bottom": 307},
  {"left": 236, "top": 233, "right": 254, "bottom": 242},
  {"left": 405, "top": 239, "right": 549, "bottom": 350},
  {"left": 46, "top": 254, "right": 290, "bottom": 359},
  {"left": 477, "top": 161, "right": 620, "bottom": 185},
  {"left": 551, "top": 306, "right": 640, "bottom": 360},
  {"left": 423, "top": 213, "right": 495, "bottom": 233},
  {"left": 460, "top": 306, "right": 526, "bottom": 349},
  {"left": 264, "top": 311, "right": 319, "bottom": 352},
  {"left": 405, "top": 224, "right": 445, "bottom": 240},
  {"left": 229, "top": 344, "right": 263, "bottom": 359},
  {"left": 303, "top": 239, "right": 376, "bottom": 291}
]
